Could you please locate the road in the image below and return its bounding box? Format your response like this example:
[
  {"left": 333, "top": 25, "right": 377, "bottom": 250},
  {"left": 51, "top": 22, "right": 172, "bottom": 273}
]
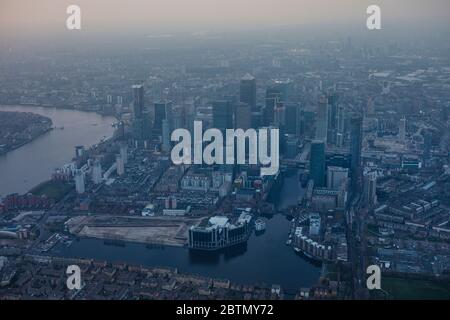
[{"left": 345, "top": 192, "right": 370, "bottom": 299}]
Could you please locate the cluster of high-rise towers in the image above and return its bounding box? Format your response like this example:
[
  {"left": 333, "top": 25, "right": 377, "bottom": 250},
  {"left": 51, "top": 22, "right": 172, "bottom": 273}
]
[
  {"left": 129, "top": 74, "right": 303, "bottom": 150},
  {"left": 129, "top": 74, "right": 363, "bottom": 196},
  {"left": 310, "top": 102, "right": 363, "bottom": 195},
  {"left": 306, "top": 91, "right": 363, "bottom": 198}
]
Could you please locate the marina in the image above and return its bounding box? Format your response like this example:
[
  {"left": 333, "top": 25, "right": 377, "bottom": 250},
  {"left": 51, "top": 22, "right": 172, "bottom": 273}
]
[{"left": 51, "top": 169, "right": 321, "bottom": 291}]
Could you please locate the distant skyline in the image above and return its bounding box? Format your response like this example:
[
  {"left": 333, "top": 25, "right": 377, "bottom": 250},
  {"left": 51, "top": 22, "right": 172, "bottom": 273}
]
[{"left": 1, "top": 0, "right": 449, "bottom": 37}]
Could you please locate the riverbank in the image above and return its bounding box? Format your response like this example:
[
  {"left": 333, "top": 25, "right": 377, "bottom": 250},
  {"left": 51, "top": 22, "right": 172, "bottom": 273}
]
[
  {"left": 0, "top": 105, "right": 115, "bottom": 196},
  {"left": 29, "top": 180, "right": 74, "bottom": 202},
  {"left": 0, "top": 127, "right": 53, "bottom": 156},
  {"left": 0, "top": 111, "right": 53, "bottom": 155},
  {"left": 8, "top": 103, "right": 119, "bottom": 119}
]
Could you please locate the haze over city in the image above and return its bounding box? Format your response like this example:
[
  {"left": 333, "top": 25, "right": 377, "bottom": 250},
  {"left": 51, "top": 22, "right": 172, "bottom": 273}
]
[
  {"left": 0, "top": 0, "right": 449, "bottom": 305},
  {"left": 1, "top": 0, "right": 449, "bottom": 37}
]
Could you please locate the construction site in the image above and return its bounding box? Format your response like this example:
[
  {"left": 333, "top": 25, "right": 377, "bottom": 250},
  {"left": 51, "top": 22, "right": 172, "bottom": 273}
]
[{"left": 65, "top": 215, "right": 204, "bottom": 247}]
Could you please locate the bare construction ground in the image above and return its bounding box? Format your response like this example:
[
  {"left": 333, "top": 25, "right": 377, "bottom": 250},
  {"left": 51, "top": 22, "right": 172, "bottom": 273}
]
[{"left": 66, "top": 215, "right": 204, "bottom": 247}]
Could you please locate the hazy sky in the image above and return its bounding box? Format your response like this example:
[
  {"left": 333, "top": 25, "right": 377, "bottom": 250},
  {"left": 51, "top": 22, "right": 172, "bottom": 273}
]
[{"left": 1, "top": 0, "right": 449, "bottom": 36}]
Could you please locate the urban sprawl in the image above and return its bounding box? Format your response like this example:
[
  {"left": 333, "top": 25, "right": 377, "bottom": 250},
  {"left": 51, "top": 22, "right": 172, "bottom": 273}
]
[{"left": 0, "top": 31, "right": 449, "bottom": 299}]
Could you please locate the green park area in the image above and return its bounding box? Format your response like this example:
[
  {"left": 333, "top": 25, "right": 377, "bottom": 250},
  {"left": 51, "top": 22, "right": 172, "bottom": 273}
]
[
  {"left": 30, "top": 180, "right": 73, "bottom": 202},
  {"left": 383, "top": 277, "right": 450, "bottom": 300}
]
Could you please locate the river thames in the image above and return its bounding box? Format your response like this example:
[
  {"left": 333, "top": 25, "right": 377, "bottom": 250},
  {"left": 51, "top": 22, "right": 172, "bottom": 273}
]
[{"left": 0, "top": 105, "right": 115, "bottom": 196}]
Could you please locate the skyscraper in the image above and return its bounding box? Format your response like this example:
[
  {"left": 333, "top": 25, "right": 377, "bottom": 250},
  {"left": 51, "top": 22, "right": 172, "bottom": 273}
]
[
  {"left": 235, "top": 102, "right": 252, "bottom": 130},
  {"left": 263, "top": 97, "right": 276, "bottom": 126},
  {"left": 132, "top": 84, "right": 144, "bottom": 120},
  {"left": 366, "top": 97, "right": 375, "bottom": 115},
  {"left": 285, "top": 103, "right": 301, "bottom": 136},
  {"left": 212, "top": 100, "right": 233, "bottom": 132},
  {"left": 266, "top": 86, "right": 282, "bottom": 101},
  {"left": 162, "top": 119, "right": 171, "bottom": 152},
  {"left": 273, "top": 104, "right": 285, "bottom": 128},
  {"left": 75, "top": 145, "right": 85, "bottom": 158},
  {"left": 310, "top": 140, "right": 326, "bottom": 188},
  {"left": 154, "top": 101, "right": 171, "bottom": 133},
  {"left": 142, "top": 109, "right": 152, "bottom": 140},
  {"left": 240, "top": 74, "right": 256, "bottom": 110},
  {"left": 350, "top": 115, "right": 363, "bottom": 192},
  {"left": 131, "top": 84, "right": 146, "bottom": 147},
  {"left": 184, "top": 102, "right": 196, "bottom": 134},
  {"left": 132, "top": 118, "right": 144, "bottom": 145},
  {"left": 315, "top": 95, "right": 328, "bottom": 143},
  {"left": 92, "top": 160, "right": 102, "bottom": 185},
  {"left": 363, "top": 172, "right": 377, "bottom": 208},
  {"left": 284, "top": 134, "right": 298, "bottom": 159},
  {"left": 269, "top": 80, "right": 292, "bottom": 103},
  {"left": 336, "top": 104, "right": 345, "bottom": 147},
  {"left": 263, "top": 86, "right": 282, "bottom": 126},
  {"left": 327, "top": 92, "right": 339, "bottom": 145},
  {"left": 172, "top": 105, "right": 184, "bottom": 131},
  {"left": 74, "top": 170, "right": 85, "bottom": 194},
  {"left": 114, "top": 121, "right": 125, "bottom": 140}
]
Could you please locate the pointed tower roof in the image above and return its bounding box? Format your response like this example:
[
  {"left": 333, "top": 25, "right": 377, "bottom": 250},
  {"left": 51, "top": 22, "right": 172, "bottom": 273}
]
[{"left": 241, "top": 73, "right": 255, "bottom": 81}]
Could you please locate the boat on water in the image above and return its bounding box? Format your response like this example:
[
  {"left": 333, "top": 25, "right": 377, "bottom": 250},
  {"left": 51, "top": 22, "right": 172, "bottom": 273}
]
[{"left": 255, "top": 218, "right": 266, "bottom": 233}]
